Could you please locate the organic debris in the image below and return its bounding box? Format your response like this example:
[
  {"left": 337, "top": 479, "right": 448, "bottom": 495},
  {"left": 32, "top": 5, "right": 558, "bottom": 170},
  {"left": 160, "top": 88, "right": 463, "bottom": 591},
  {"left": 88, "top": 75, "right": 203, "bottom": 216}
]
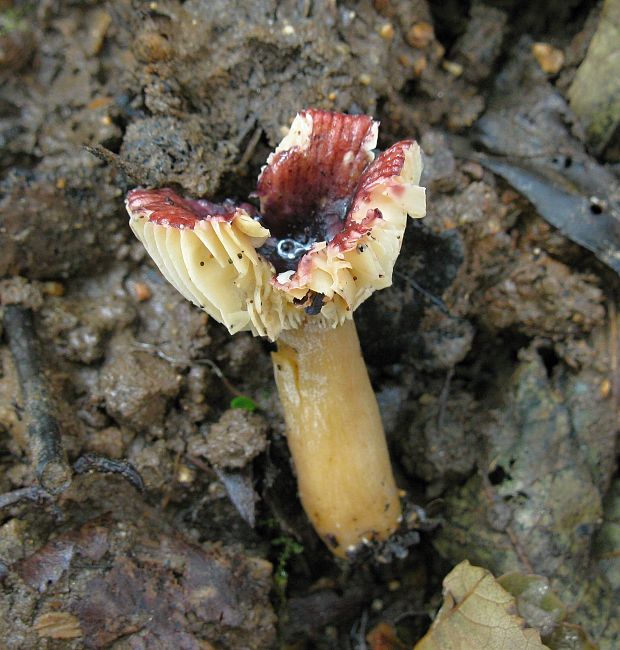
[
  {"left": 415, "top": 561, "right": 595, "bottom": 650},
  {"left": 0, "top": 477, "right": 276, "bottom": 649}
]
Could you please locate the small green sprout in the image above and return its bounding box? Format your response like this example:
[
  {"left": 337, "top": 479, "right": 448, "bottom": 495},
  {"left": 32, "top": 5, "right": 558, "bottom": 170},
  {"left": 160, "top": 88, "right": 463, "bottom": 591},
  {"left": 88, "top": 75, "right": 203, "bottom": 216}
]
[
  {"left": 229, "top": 395, "right": 257, "bottom": 411},
  {"left": 271, "top": 535, "right": 304, "bottom": 599}
]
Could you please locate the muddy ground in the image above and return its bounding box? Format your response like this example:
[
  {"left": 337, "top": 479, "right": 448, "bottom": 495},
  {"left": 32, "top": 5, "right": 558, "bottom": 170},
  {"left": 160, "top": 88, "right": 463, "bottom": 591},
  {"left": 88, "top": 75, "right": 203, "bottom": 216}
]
[{"left": 0, "top": 0, "right": 619, "bottom": 648}]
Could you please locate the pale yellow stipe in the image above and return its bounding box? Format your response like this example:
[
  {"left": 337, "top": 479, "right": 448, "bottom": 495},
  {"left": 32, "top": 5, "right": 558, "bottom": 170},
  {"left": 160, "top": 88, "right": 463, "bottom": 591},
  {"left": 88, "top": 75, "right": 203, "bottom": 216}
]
[{"left": 272, "top": 318, "right": 402, "bottom": 557}]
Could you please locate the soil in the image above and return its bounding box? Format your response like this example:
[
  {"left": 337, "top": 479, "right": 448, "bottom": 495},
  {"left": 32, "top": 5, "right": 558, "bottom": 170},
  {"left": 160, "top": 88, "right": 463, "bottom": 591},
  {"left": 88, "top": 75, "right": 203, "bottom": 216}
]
[{"left": 0, "top": 1, "right": 619, "bottom": 649}]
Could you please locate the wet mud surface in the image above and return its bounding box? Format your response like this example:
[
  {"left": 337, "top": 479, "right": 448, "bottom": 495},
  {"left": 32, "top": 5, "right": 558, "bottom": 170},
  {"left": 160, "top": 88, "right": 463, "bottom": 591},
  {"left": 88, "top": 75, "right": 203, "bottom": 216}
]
[{"left": 1, "top": 1, "right": 619, "bottom": 648}]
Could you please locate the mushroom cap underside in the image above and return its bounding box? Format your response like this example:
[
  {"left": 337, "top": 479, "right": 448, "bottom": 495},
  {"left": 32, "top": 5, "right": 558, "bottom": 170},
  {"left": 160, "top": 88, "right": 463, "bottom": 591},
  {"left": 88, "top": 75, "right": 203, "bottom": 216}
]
[{"left": 126, "top": 109, "right": 426, "bottom": 340}]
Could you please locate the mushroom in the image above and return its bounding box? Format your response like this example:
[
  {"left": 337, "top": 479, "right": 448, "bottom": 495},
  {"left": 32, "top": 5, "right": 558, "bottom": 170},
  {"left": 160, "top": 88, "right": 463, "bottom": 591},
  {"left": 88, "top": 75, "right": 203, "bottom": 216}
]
[{"left": 126, "top": 109, "right": 426, "bottom": 558}]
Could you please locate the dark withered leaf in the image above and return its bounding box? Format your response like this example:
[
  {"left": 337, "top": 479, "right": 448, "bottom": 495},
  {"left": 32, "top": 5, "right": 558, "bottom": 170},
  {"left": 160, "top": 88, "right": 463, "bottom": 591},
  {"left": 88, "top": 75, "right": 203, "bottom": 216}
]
[
  {"left": 478, "top": 155, "right": 620, "bottom": 274},
  {"left": 432, "top": 343, "right": 611, "bottom": 619},
  {"left": 469, "top": 37, "right": 620, "bottom": 275},
  {"left": 214, "top": 465, "right": 257, "bottom": 528}
]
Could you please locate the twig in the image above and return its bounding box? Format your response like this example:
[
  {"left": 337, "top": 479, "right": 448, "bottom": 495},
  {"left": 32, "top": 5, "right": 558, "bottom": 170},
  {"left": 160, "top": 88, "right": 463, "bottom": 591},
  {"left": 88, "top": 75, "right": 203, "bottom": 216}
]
[
  {"left": 185, "top": 454, "right": 214, "bottom": 476},
  {"left": 3, "top": 305, "right": 72, "bottom": 494},
  {"left": 437, "top": 366, "right": 455, "bottom": 431},
  {"left": 73, "top": 454, "right": 145, "bottom": 493},
  {"left": 235, "top": 126, "right": 263, "bottom": 173},
  {"left": 0, "top": 486, "right": 54, "bottom": 510},
  {"left": 350, "top": 608, "right": 369, "bottom": 650},
  {"left": 609, "top": 299, "right": 619, "bottom": 409},
  {"left": 132, "top": 341, "right": 244, "bottom": 396},
  {"left": 393, "top": 270, "right": 451, "bottom": 315}
]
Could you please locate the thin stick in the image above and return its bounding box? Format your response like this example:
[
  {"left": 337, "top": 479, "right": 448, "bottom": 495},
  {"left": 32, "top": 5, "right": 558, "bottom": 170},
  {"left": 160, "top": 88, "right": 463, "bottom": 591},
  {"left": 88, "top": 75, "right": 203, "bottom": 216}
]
[
  {"left": 235, "top": 126, "right": 263, "bottom": 173},
  {"left": 437, "top": 366, "right": 455, "bottom": 431},
  {"left": 0, "top": 486, "right": 53, "bottom": 510},
  {"left": 393, "top": 270, "right": 450, "bottom": 315},
  {"left": 131, "top": 340, "right": 244, "bottom": 396},
  {"left": 73, "top": 454, "right": 145, "bottom": 493},
  {"left": 3, "top": 305, "right": 72, "bottom": 494}
]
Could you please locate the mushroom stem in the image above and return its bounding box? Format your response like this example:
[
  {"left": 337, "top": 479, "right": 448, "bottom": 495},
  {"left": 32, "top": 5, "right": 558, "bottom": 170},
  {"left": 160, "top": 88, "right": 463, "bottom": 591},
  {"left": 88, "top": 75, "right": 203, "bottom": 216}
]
[{"left": 272, "top": 318, "right": 401, "bottom": 557}]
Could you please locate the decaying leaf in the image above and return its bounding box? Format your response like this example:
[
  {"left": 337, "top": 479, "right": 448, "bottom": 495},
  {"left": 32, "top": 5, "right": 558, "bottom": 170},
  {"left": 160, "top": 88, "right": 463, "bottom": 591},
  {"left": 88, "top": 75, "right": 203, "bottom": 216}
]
[
  {"left": 476, "top": 156, "right": 620, "bottom": 275},
  {"left": 498, "top": 573, "right": 565, "bottom": 637},
  {"left": 545, "top": 624, "right": 598, "bottom": 650},
  {"left": 432, "top": 342, "right": 611, "bottom": 614},
  {"left": 1, "top": 481, "right": 277, "bottom": 649},
  {"left": 595, "top": 477, "right": 620, "bottom": 591},
  {"left": 470, "top": 37, "right": 620, "bottom": 275},
  {"left": 34, "top": 611, "right": 82, "bottom": 639},
  {"left": 578, "top": 476, "right": 620, "bottom": 647},
  {"left": 414, "top": 560, "right": 549, "bottom": 649},
  {"left": 498, "top": 573, "right": 596, "bottom": 649}
]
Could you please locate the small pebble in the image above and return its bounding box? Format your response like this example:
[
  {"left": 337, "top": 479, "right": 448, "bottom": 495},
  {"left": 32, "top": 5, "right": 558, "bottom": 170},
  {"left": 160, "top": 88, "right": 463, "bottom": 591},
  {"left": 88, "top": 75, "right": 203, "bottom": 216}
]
[
  {"left": 87, "top": 97, "right": 112, "bottom": 110},
  {"left": 532, "top": 42, "right": 564, "bottom": 74},
  {"left": 133, "top": 281, "right": 152, "bottom": 302},
  {"left": 413, "top": 55, "right": 427, "bottom": 76},
  {"left": 406, "top": 21, "right": 434, "bottom": 49},
  {"left": 501, "top": 189, "right": 520, "bottom": 205},
  {"left": 133, "top": 31, "right": 173, "bottom": 63},
  {"left": 378, "top": 23, "right": 394, "bottom": 40},
  {"left": 177, "top": 463, "right": 196, "bottom": 485},
  {"left": 442, "top": 60, "right": 463, "bottom": 77},
  {"left": 600, "top": 379, "right": 611, "bottom": 398},
  {"left": 42, "top": 281, "right": 65, "bottom": 297},
  {"left": 85, "top": 8, "right": 112, "bottom": 56},
  {"left": 461, "top": 161, "right": 484, "bottom": 180}
]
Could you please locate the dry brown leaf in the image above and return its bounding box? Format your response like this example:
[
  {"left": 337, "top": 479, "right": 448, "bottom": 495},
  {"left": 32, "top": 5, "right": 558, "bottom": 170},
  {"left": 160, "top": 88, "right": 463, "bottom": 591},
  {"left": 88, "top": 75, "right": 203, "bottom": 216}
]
[
  {"left": 415, "top": 561, "right": 550, "bottom": 650},
  {"left": 34, "top": 611, "right": 82, "bottom": 639}
]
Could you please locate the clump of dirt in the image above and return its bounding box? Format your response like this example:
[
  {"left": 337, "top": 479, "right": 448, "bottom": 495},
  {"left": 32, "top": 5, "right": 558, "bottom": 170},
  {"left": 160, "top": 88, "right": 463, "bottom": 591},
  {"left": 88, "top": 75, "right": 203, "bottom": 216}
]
[
  {"left": 100, "top": 338, "right": 181, "bottom": 433},
  {"left": 115, "top": 0, "right": 436, "bottom": 196},
  {"left": 0, "top": 277, "right": 44, "bottom": 312},
  {"left": 189, "top": 408, "right": 269, "bottom": 470},
  {"left": 474, "top": 251, "right": 605, "bottom": 340},
  {"left": 0, "top": 166, "right": 127, "bottom": 280},
  {"left": 400, "top": 386, "right": 479, "bottom": 484}
]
